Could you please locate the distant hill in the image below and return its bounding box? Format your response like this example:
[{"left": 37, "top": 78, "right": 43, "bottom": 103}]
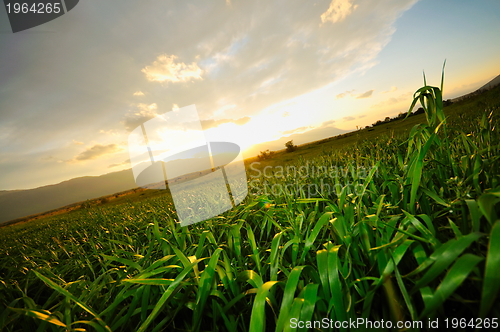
[
  {"left": 452, "top": 74, "right": 500, "bottom": 102},
  {"left": 477, "top": 74, "right": 500, "bottom": 91},
  {"left": 0, "top": 169, "right": 137, "bottom": 223}
]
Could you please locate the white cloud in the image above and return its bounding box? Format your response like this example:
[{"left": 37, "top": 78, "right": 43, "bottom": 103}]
[
  {"left": 128, "top": 0, "right": 419, "bottom": 126},
  {"left": 72, "top": 144, "right": 123, "bottom": 162},
  {"left": 321, "top": 0, "right": 359, "bottom": 24},
  {"left": 133, "top": 91, "right": 145, "bottom": 96},
  {"left": 122, "top": 103, "right": 159, "bottom": 131},
  {"left": 99, "top": 129, "right": 121, "bottom": 137},
  {"left": 141, "top": 54, "right": 203, "bottom": 83},
  {"left": 371, "top": 91, "right": 413, "bottom": 109},
  {"left": 335, "top": 89, "right": 374, "bottom": 99},
  {"left": 383, "top": 86, "right": 398, "bottom": 93}
]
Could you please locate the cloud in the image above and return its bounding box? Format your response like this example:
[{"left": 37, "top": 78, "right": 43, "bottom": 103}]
[
  {"left": 73, "top": 144, "right": 122, "bottom": 162},
  {"left": 336, "top": 89, "right": 374, "bottom": 100},
  {"left": 141, "top": 54, "right": 203, "bottom": 83},
  {"left": 122, "top": 103, "right": 159, "bottom": 131},
  {"left": 190, "top": 117, "right": 251, "bottom": 130},
  {"left": 281, "top": 126, "right": 311, "bottom": 136},
  {"left": 99, "top": 129, "right": 121, "bottom": 136},
  {"left": 356, "top": 90, "right": 374, "bottom": 99},
  {"left": 133, "top": 0, "right": 418, "bottom": 122},
  {"left": 133, "top": 91, "right": 145, "bottom": 96},
  {"left": 343, "top": 116, "right": 356, "bottom": 121},
  {"left": 108, "top": 159, "right": 130, "bottom": 168},
  {"left": 371, "top": 91, "right": 413, "bottom": 109},
  {"left": 335, "top": 90, "right": 355, "bottom": 99},
  {"left": 321, "top": 0, "right": 359, "bottom": 24},
  {"left": 358, "top": 114, "right": 366, "bottom": 118},
  {"left": 321, "top": 119, "right": 336, "bottom": 127},
  {"left": 72, "top": 140, "right": 84, "bottom": 145},
  {"left": 383, "top": 86, "right": 398, "bottom": 93},
  {"left": 40, "top": 155, "right": 63, "bottom": 163}
]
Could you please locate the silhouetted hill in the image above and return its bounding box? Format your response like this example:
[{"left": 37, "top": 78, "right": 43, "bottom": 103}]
[
  {"left": 452, "top": 74, "right": 500, "bottom": 102},
  {"left": 0, "top": 169, "right": 136, "bottom": 223},
  {"left": 477, "top": 74, "right": 500, "bottom": 91}
]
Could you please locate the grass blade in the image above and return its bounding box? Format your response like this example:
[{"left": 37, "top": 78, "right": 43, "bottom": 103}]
[
  {"left": 33, "top": 271, "right": 111, "bottom": 332},
  {"left": 249, "top": 281, "right": 281, "bottom": 332},
  {"left": 420, "top": 254, "right": 483, "bottom": 318},
  {"left": 480, "top": 220, "right": 500, "bottom": 317},
  {"left": 411, "top": 232, "right": 483, "bottom": 291},
  {"left": 135, "top": 259, "right": 201, "bottom": 332}
]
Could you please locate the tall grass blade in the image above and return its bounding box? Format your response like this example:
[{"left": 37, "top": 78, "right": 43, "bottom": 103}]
[
  {"left": 480, "top": 220, "right": 500, "bottom": 317},
  {"left": 420, "top": 254, "right": 483, "bottom": 318},
  {"left": 33, "top": 270, "right": 111, "bottom": 332},
  {"left": 249, "top": 281, "right": 280, "bottom": 332},
  {"left": 135, "top": 260, "right": 201, "bottom": 332}
]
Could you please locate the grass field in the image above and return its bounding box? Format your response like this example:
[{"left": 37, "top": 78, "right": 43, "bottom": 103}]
[{"left": 1, "top": 81, "right": 499, "bottom": 331}]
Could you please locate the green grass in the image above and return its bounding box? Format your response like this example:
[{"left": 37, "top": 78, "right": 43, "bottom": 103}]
[{"left": 1, "top": 81, "right": 500, "bottom": 331}]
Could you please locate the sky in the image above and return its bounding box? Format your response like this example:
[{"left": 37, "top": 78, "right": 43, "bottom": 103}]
[{"left": 1, "top": 0, "right": 499, "bottom": 190}]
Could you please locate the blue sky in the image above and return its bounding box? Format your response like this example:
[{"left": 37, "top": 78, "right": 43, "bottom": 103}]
[{"left": 1, "top": 0, "right": 499, "bottom": 190}]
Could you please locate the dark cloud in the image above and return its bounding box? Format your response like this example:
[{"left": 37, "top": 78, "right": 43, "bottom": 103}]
[
  {"left": 321, "top": 119, "right": 336, "bottom": 126},
  {"left": 356, "top": 90, "right": 374, "bottom": 99},
  {"left": 335, "top": 90, "right": 355, "bottom": 99}
]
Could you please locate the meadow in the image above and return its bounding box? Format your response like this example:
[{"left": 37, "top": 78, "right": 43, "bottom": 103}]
[{"left": 1, "top": 79, "right": 499, "bottom": 331}]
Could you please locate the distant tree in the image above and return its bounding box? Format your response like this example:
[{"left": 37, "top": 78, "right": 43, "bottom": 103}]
[
  {"left": 257, "top": 149, "right": 273, "bottom": 161},
  {"left": 285, "top": 140, "right": 297, "bottom": 152},
  {"left": 384, "top": 116, "right": 391, "bottom": 122},
  {"left": 443, "top": 99, "right": 453, "bottom": 107},
  {"left": 80, "top": 200, "right": 91, "bottom": 209},
  {"left": 413, "top": 107, "right": 425, "bottom": 115}
]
